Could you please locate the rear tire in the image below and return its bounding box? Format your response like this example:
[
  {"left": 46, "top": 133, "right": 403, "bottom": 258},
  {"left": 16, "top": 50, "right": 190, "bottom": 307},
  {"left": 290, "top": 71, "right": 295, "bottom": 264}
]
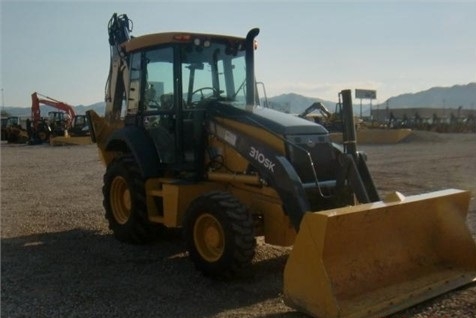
[
  {"left": 103, "top": 155, "right": 159, "bottom": 244},
  {"left": 37, "top": 124, "right": 50, "bottom": 143},
  {"left": 183, "top": 191, "right": 256, "bottom": 278},
  {"left": 7, "top": 131, "right": 18, "bottom": 143}
]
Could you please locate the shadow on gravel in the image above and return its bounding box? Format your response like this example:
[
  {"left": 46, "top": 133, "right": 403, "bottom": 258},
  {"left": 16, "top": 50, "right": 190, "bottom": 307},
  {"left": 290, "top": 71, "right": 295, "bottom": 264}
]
[{"left": 1, "top": 229, "right": 299, "bottom": 317}]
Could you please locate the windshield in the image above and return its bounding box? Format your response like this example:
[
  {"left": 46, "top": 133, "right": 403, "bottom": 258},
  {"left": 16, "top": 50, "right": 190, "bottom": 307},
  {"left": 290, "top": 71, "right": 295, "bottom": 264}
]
[
  {"left": 7, "top": 117, "right": 19, "bottom": 126},
  {"left": 181, "top": 41, "right": 247, "bottom": 109},
  {"left": 136, "top": 38, "right": 249, "bottom": 114}
]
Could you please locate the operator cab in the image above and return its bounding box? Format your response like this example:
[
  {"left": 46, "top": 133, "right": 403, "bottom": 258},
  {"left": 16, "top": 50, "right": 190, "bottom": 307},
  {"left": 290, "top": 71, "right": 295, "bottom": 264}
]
[{"left": 124, "top": 33, "right": 251, "bottom": 173}]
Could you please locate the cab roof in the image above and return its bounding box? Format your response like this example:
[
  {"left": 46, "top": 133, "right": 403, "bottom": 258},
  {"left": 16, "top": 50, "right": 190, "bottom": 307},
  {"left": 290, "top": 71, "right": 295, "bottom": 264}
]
[{"left": 123, "top": 32, "right": 245, "bottom": 52}]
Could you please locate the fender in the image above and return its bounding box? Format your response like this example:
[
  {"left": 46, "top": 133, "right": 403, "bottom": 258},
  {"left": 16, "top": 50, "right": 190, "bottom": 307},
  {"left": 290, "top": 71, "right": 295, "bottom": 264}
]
[
  {"left": 209, "top": 119, "right": 309, "bottom": 230},
  {"left": 105, "top": 126, "right": 161, "bottom": 178}
]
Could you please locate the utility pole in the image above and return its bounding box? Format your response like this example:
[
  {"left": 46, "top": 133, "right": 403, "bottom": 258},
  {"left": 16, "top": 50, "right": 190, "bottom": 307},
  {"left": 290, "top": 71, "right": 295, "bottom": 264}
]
[
  {"left": 1, "top": 88, "right": 4, "bottom": 114},
  {"left": 443, "top": 98, "right": 446, "bottom": 120}
]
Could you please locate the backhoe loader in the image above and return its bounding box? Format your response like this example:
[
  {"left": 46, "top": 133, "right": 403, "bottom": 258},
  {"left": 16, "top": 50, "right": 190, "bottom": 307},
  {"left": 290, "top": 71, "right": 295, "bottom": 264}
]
[{"left": 87, "top": 13, "right": 476, "bottom": 318}]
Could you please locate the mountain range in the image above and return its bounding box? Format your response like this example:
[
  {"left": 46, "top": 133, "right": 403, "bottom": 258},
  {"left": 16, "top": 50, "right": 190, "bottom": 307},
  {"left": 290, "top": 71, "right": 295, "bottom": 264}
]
[
  {"left": 2, "top": 83, "right": 475, "bottom": 117},
  {"left": 268, "top": 83, "right": 476, "bottom": 115}
]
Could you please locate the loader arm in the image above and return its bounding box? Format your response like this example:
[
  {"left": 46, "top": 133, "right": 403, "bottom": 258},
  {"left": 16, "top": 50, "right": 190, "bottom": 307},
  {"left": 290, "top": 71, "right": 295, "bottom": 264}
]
[
  {"left": 208, "top": 109, "right": 376, "bottom": 230},
  {"left": 339, "top": 89, "right": 380, "bottom": 202}
]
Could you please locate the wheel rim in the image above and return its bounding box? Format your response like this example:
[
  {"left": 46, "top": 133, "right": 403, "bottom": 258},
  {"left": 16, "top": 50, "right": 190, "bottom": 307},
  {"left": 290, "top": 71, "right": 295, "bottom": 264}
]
[
  {"left": 193, "top": 213, "right": 225, "bottom": 262},
  {"left": 110, "top": 176, "right": 131, "bottom": 225}
]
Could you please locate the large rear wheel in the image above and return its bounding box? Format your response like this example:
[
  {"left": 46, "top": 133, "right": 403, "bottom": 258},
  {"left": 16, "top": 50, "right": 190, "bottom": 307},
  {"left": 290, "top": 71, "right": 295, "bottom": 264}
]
[
  {"left": 183, "top": 191, "right": 256, "bottom": 278},
  {"left": 37, "top": 123, "right": 50, "bottom": 143},
  {"left": 103, "top": 155, "right": 159, "bottom": 244}
]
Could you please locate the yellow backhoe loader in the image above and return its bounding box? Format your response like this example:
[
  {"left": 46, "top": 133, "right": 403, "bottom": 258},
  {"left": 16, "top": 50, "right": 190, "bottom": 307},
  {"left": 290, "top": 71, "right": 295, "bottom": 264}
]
[{"left": 87, "top": 13, "right": 476, "bottom": 318}]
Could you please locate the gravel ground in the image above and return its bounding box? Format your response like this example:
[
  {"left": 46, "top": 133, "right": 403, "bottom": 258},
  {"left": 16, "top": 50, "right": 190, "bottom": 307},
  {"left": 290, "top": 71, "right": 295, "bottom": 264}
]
[{"left": 1, "top": 131, "right": 475, "bottom": 318}]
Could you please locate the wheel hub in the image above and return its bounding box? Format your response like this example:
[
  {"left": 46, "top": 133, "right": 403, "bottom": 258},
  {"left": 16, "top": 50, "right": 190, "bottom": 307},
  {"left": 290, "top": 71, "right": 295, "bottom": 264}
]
[
  {"left": 194, "top": 213, "right": 225, "bottom": 262},
  {"left": 110, "top": 176, "right": 131, "bottom": 225}
]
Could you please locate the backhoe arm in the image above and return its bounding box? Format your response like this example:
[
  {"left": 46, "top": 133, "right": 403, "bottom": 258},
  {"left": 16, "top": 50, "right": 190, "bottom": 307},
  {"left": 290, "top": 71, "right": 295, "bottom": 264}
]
[
  {"left": 104, "top": 13, "right": 132, "bottom": 122},
  {"left": 299, "top": 102, "right": 331, "bottom": 119}
]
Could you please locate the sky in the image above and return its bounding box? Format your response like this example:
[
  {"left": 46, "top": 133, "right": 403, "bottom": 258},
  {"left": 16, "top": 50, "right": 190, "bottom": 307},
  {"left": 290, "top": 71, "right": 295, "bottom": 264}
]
[{"left": 1, "top": 0, "right": 475, "bottom": 107}]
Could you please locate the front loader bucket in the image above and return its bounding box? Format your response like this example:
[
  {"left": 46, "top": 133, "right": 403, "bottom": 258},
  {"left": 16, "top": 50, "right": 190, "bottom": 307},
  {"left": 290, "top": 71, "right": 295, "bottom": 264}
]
[
  {"left": 49, "top": 135, "right": 92, "bottom": 146},
  {"left": 284, "top": 189, "right": 476, "bottom": 318}
]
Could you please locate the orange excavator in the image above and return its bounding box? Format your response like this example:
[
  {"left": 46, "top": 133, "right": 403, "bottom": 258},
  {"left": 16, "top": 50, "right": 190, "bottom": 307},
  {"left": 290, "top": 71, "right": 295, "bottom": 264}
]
[{"left": 29, "top": 92, "right": 90, "bottom": 144}]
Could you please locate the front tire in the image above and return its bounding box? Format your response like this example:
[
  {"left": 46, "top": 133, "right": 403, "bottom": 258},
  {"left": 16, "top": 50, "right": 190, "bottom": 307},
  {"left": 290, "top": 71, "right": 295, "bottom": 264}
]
[
  {"left": 183, "top": 191, "right": 256, "bottom": 278},
  {"left": 103, "top": 155, "right": 158, "bottom": 244}
]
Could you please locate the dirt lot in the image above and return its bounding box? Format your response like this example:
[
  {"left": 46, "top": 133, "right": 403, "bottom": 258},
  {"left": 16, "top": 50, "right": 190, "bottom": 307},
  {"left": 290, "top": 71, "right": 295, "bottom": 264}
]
[{"left": 1, "top": 131, "right": 475, "bottom": 318}]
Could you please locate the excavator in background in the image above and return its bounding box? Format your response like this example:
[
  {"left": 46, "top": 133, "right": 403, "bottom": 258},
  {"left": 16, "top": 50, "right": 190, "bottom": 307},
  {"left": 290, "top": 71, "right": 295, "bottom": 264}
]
[
  {"left": 299, "top": 101, "right": 344, "bottom": 132},
  {"left": 30, "top": 92, "right": 91, "bottom": 145},
  {"left": 300, "top": 101, "right": 412, "bottom": 144},
  {"left": 86, "top": 13, "right": 476, "bottom": 318}
]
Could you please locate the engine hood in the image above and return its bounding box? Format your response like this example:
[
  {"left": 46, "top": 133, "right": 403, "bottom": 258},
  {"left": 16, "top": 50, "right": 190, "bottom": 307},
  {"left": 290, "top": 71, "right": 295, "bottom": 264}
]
[{"left": 209, "top": 102, "right": 329, "bottom": 136}]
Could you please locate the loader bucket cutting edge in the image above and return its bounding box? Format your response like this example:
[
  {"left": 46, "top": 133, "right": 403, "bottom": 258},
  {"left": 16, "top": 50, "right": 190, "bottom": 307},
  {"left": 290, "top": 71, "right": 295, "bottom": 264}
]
[{"left": 283, "top": 189, "right": 476, "bottom": 318}]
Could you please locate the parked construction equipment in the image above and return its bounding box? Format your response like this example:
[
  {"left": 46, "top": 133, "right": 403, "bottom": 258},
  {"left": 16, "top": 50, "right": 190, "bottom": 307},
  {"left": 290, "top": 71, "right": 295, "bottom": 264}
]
[
  {"left": 301, "top": 101, "right": 412, "bottom": 144},
  {"left": 1, "top": 116, "right": 30, "bottom": 143},
  {"left": 299, "top": 101, "right": 345, "bottom": 132},
  {"left": 30, "top": 92, "right": 91, "bottom": 145},
  {"left": 87, "top": 13, "right": 476, "bottom": 318}
]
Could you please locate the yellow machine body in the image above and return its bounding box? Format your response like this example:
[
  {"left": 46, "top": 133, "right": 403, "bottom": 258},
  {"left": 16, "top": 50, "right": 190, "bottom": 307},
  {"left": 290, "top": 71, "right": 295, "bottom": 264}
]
[
  {"left": 89, "top": 111, "right": 298, "bottom": 247},
  {"left": 89, "top": 104, "right": 476, "bottom": 318},
  {"left": 90, "top": 15, "right": 476, "bottom": 318},
  {"left": 284, "top": 189, "right": 476, "bottom": 318},
  {"left": 90, "top": 111, "right": 476, "bottom": 318}
]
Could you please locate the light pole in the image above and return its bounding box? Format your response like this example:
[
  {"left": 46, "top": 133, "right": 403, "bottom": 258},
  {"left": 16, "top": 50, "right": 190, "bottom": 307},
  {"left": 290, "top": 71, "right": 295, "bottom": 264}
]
[{"left": 1, "top": 88, "right": 4, "bottom": 114}]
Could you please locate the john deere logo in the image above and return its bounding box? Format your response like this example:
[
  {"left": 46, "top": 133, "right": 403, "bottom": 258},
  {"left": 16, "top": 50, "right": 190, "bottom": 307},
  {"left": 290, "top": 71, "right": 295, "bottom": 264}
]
[{"left": 306, "top": 138, "right": 315, "bottom": 147}]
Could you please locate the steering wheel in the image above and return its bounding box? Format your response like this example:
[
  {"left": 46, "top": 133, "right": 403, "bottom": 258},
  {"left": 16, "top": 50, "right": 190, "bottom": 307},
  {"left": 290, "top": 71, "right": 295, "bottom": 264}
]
[
  {"left": 191, "top": 87, "right": 219, "bottom": 102},
  {"left": 147, "top": 99, "right": 160, "bottom": 109}
]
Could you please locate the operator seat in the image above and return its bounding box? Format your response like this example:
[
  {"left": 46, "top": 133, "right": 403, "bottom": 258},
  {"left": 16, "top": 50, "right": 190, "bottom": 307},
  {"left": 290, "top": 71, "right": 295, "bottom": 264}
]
[{"left": 160, "top": 93, "right": 174, "bottom": 110}]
